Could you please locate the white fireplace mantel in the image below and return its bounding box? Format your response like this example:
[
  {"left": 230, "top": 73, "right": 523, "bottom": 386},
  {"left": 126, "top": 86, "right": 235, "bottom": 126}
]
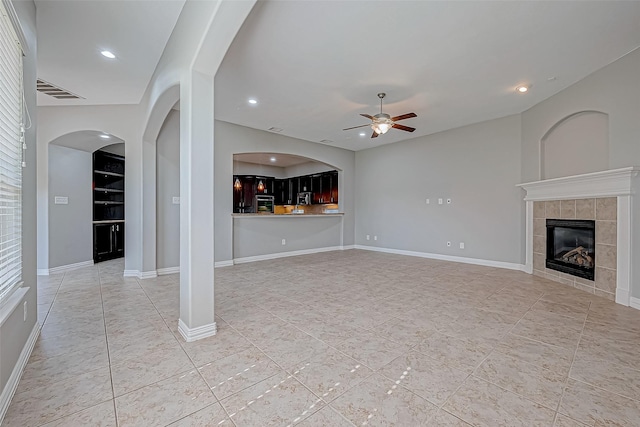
[{"left": 517, "top": 167, "right": 640, "bottom": 309}]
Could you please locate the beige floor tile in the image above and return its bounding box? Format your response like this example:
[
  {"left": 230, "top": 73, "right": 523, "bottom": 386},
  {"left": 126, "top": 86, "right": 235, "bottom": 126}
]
[
  {"left": 428, "top": 409, "right": 473, "bottom": 426},
  {"left": 115, "top": 369, "right": 216, "bottom": 427},
  {"left": 288, "top": 347, "right": 373, "bottom": 402},
  {"left": 335, "top": 330, "right": 411, "bottom": 371},
  {"left": 330, "top": 373, "right": 438, "bottom": 426},
  {"left": 576, "top": 333, "right": 639, "bottom": 370},
  {"left": 179, "top": 326, "right": 253, "bottom": 366},
  {"left": 378, "top": 350, "right": 469, "bottom": 406},
  {"left": 168, "top": 402, "right": 230, "bottom": 427},
  {"left": 495, "top": 334, "right": 574, "bottom": 375},
  {"left": 256, "top": 328, "right": 330, "bottom": 368},
  {"left": 297, "top": 406, "right": 354, "bottom": 426},
  {"left": 219, "top": 370, "right": 324, "bottom": 426},
  {"left": 510, "top": 318, "right": 582, "bottom": 350},
  {"left": 111, "top": 345, "right": 195, "bottom": 396},
  {"left": 413, "top": 332, "right": 494, "bottom": 372},
  {"left": 198, "top": 345, "right": 282, "bottom": 400},
  {"left": 3, "top": 367, "right": 113, "bottom": 426},
  {"left": 443, "top": 376, "right": 556, "bottom": 426},
  {"left": 569, "top": 353, "right": 640, "bottom": 401},
  {"left": 559, "top": 378, "right": 640, "bottom": 426},
  {"left": 40, "top": 401, "right": 116, "bottom": 427},
  {"left": 374, "top": 317, "right": 436, "bottom": 347},
  {"left": 553, "top": 413, "right": 590, "bottom": 426},
  {"left": 474, "top": 351, "right": 566, "bottom": 409}
]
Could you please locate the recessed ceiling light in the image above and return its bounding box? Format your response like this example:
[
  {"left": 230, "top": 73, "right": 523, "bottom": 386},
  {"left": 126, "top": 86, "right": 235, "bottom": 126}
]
[
  {"left": 359, "top": 132, "right": 366, "bottom": 136},
  {"left": 99, "top": 134, "right": 110, "bottom": 139},
  {"left": 248, "top": 99, "right": 258, "bottom": 105},
  {"left": 516, "top": 85, "right": 530, "bottom": 93},
  {"left": 101, "top": 50, "right": 116, "bottom": 59},
  {"left": 270, "top": 157, "right": 276, "bottom": 162}
]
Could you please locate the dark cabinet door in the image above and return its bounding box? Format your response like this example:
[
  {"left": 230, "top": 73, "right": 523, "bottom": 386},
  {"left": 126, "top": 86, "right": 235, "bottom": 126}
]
[
  {"left": 274, "top": 179, "right": 289, "bottom": 205},
  {"left": 329, "top": 171, "right": 338, "bottom": 203},
  {"left": 94, "top": 222, "right": 124, "bottom": 262},
  {"left": 321, "top": 173, "right": 332, "bottom": 204},
  {"left": 311, "top": 174, "right": 322, "bottom": 204},
  {"left": 288, "top": 178, "right": 299, "bottom": 205},
  {"left": 299, "top": 175, "right": 311, "bottom": 193},
  {"left": 94, "top": 223, "right": 113, "bottom": 262},
  {"left": 114, "top": 223, "right": 125, "bottom": 257}
]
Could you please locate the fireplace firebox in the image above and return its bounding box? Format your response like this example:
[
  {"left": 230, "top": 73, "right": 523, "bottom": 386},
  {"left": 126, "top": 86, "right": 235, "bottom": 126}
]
[{"left": 546, "top": 219, "right": 595, "bottom": 280}]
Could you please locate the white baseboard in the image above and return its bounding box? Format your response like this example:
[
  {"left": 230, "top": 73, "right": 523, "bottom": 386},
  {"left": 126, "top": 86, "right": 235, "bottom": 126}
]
[
  {"left": 123, "top": 270, "right": 140, "bottom": 278},
  {"left": 214, "top": 260, "right": 234, "bottom": 268},
  {"left": 0, "top": 322, "right": 40, "bottom": 423},
  {"left": 233, "top": 246, "right": 343, "bottom": 265},
  {"left": 630, "top": 297, "right": 640, "bottom": 310},
  {"left": 342, "top": 245, "right": 356, "bottom": 250},
  {"left": 157, "top": 267, "right": 180, "bottom": 276},
  {"left": 178, "top": 319, "right": 217, "bottom": 342},
  {"left": 139, "top": 271, "right": 158, "bottom": 280},
  {"left": 38, "top": 260, "right": 94, "bottom": 276},
  {"left": 354, "top": 245, "right": 526, "bottom": 272}
]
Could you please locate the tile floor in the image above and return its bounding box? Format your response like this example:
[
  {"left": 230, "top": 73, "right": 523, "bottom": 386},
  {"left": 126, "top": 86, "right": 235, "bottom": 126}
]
[{"left": 3, "top": 250, "right": 640, "bottom": 426}]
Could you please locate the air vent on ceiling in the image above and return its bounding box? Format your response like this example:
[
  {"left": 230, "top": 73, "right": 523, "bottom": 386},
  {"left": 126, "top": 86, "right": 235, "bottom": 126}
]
[
  {"left": 267, "top": 127, "right": 283, "bottom": 133},
  {"left": 37, "top": 79, "right": 84, "bottom": 100}
]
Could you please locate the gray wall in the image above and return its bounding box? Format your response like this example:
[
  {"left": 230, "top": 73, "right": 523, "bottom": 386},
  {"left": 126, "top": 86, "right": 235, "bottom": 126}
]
[
  {"left": 521, "top": 47, "right": 640, "bottom": 182},
  {"left": 47, "top": 145, "right": 93, "bottom": 268},
  {"left": 233, "top": 161, "right": 285, "bottom": 177},
  {"left": 355, "top": 114, "right": 524, "bottom": 265},
  {"left": 233, "top": 216, "right": 343, "bottom": 259},
  {"left": 215, "top": 120, "right": 356, "bottom": 262},
  {"left": 156, "top": 110, "right": 180, "bottom": 270},
  {"left": 1, "top": 0, "right": 38, "bottom": 409}
]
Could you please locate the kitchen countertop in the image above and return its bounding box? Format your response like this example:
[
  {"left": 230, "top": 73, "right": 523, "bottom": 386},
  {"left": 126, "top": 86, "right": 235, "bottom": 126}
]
[{"left": 231, "top": 213, "right": 343, "bottom": 217}]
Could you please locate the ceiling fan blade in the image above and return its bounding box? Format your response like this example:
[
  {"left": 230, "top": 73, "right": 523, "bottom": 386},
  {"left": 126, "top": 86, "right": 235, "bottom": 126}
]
[
  {"left": 371, "top": 131, "right": 379, "bottom": 139},
  {"left": 390, "top": 112, "right": 417, "bottom": 122},
  {"left": 360, "top": 113, "right": 375, "bottom": 120},
  {"left": 343, "top": 124, "right": 371, "bottom": 131},
  {"left": 392, "top": 123, "right": 416, "bottom": 132}
]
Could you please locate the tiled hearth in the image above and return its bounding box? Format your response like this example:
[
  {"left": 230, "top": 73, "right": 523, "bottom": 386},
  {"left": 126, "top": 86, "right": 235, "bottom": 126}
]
[
  {"left": 519, "top": 167, "right": 640, "bottom": 308},
  {"left": 532, "top": 198, "right": 617, "bottom": 301}
]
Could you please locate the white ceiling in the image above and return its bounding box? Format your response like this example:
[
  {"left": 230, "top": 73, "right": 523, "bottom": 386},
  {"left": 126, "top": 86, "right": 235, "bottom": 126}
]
[
  {"left": 35, "top": 0, "right": 185, "bottom": 106},
  {"left": 34, "top": 1, "right": 640, "bottom": 152},
  {"left": 49, "top": 130, "right": 124, "bottom": 152},
  {"left": 234, "top": 153, "right": 321, "bottom": 168},
  {"left": 215, "top": 1, "right": 640, "bottom": 151}
]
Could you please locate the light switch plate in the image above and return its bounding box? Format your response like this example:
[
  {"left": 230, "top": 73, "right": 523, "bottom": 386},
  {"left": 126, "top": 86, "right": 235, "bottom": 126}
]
[{"left": 54, "top": 196, "right": 68, "bottom": 205}]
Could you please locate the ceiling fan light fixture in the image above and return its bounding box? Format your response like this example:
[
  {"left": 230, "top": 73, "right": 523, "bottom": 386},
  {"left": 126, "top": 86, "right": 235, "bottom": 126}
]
[{"left": 372, "top": 122, "right": 392, "bottom": 135}]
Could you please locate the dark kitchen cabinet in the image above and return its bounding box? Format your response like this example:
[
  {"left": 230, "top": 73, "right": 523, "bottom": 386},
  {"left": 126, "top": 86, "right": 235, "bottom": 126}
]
[
  {"left": 93, "top": 222, "right": 124, "bottom": 263},
  {"left": 274, "top": 179, "right": 290, "bottom": 205},
  {"left": 288, "top": 178, "right": 299, "bottom": 205},
  {"left": 311, "top": 174, "right": 322, "bottom": 204},
  {"left": 93, "top": 150, "right": 125, "bottom": 262},
  {"left": 233, "top": 175, "right": 256, "bottom": 213},
  {"left": 328, "top": 170, "right": 338, "bottom": 203}
]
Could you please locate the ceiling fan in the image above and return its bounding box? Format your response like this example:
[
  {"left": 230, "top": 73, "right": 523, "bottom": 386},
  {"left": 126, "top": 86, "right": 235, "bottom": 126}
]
[{"left": 343, "top": 93, "right": 417, "bottom": 138}]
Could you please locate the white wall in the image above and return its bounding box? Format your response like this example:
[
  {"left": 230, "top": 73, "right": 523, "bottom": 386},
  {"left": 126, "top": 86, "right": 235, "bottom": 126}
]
[
  {"left": 156, "top": 110, "right": 180, "bottom": 270},
  {"left": 48, "top": 145, "right": 92, "bottom": 268},
  {"left": 233, "top": 161, "right": 285, "bottom": 177},
  {"left": 284, "top": 161, "right": 336, "bottom": 178},
  {"left": 355, "top": 115, "right": 524, "bottom": 265}
]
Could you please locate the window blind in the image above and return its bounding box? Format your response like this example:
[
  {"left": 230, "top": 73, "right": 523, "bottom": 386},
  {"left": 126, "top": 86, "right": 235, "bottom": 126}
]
[{"left": 0, "top": 1, "right": 23, "bottom": 305}]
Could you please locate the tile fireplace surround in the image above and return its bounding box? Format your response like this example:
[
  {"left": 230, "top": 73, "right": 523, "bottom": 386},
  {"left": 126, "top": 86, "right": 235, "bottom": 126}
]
[{"left": 518, "top": 167, "right": 640, "bottom": 309}]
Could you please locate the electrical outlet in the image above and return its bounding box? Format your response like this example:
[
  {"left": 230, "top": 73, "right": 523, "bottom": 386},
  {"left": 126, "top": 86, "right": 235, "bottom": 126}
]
[
  {"left": 374, "top": 235, "right": 378, "bottom": 241},
  {"left": 447, "top": 241, "right": 451, "bottom": 247},
  {"left": 366, "top": 235, "right": 370, "bottom": 240},
  {"left": 447, "top": 198, "right": 452, "bottom": 204},
  {"left": 281, "top": 239, "right": 286, "bottom": 245},
  {"left": 459, "top": 242, "right": 465, "bottom": 249},
  {"left": 438, "top": 198, "right": 443, "bottom": 205},
  {"left": 23, "top": 301, "right": 27, "bottom": 321}
]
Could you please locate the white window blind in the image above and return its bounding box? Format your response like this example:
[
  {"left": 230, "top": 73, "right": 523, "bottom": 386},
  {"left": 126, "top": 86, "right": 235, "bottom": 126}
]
[{"left": 0, "top": 1, "right": 23, "bottom": 305}]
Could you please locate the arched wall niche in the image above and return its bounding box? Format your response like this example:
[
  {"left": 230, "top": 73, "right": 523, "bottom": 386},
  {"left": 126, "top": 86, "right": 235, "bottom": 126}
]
[{"left": 540, "top": 111, "right": 609, "bottom": 180}]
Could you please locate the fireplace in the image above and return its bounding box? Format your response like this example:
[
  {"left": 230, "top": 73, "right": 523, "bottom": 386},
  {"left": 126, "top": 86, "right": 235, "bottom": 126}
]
[{"left": 546, "top": 219, "right": 595, "bottom": 280}]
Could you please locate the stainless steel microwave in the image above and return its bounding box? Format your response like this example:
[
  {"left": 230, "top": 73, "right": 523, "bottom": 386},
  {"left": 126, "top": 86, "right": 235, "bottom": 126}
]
[
  {"left": 255, "top": 195, "right": 274, "bottom": 213},
  {"left": 297, "top": 192, "right": 311, "bottom": 205}
]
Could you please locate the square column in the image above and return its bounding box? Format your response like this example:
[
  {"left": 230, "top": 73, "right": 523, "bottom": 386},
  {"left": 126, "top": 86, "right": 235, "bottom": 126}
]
[{"left": 178, "top": 70, "right": 216, "bottom": 341}]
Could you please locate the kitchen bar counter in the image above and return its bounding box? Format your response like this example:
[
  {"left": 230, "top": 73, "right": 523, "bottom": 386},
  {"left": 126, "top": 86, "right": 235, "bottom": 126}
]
[{"left": 231, "top": 213, "right": 343, "bottom": 218}]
